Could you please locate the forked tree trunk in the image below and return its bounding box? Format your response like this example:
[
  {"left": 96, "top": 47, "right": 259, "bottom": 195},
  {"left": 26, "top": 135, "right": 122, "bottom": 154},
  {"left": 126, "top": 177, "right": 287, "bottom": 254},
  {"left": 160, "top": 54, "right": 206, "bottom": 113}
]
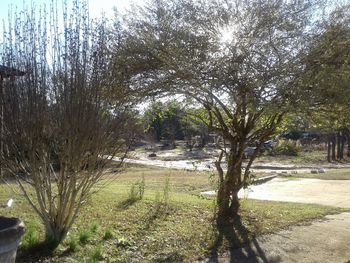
[
  {"left": 216, "top": 162, "right": 242, "bottom": 224},
  {"left": 217, "top": 185, "right": 240, "bottom": 224},
  {"left": 217, "top": 186, "right": 239, "bottom": 224}
]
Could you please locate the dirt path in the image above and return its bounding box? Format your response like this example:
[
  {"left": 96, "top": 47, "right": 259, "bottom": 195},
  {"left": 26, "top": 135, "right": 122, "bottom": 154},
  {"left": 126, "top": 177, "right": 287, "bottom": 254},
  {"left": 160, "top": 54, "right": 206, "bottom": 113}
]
[
  {"left": 201, "top": 213, "right": 350, "bottom": 263},
  {"left": 200, "top": 178, "right": 350, "bottom": 208},
  {"left": 199, "top": 178, "right": 350, "bottom": 263},
  {"left": 238, "top": 178, "right": 350, "bottom": 208},
  {"left": 122, "top": 156, "right": 350, "bottom": 175}
]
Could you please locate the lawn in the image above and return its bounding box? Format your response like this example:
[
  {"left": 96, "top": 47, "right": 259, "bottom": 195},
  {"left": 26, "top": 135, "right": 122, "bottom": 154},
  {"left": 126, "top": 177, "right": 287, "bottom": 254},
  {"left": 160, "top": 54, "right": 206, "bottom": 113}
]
[
  {"left": 0, "top": 164, "right": 345, "bottom": 262},
  {"left": 292, "top": 168, "right": 350, "bottom": 180},
  {"left": 256, "top": 150, "right": 327, "bottom": 165}
]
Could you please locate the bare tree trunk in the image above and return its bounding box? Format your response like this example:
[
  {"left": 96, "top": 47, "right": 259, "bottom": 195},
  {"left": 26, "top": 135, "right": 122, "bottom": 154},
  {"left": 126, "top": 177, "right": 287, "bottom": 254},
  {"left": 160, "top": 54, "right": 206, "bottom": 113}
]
[
  {"left": 337, "top": 131, "right": 341, "bottom": 160},
  {"left": 340, "top": 131, "right": 345, "bottom": 160},
  {"left": 347, "top": 133, "right": 350, "bottom": 158},
  {"left": 327, "top": 135, "right": 331, "bottom": 162},
  {"left": 331, "top": 134, "right": 336, "bottom": 161}
]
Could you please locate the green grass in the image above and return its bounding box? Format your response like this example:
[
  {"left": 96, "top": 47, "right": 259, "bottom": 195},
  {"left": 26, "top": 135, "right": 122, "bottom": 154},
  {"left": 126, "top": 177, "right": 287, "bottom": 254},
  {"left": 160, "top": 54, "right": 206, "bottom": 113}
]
[
  {"left": 257, "top": 150, "right": 327, "bottom": 164},
  {"left": 90, "top": 222, "right": 99, "bottom": 234},
  {"left": 79, "top": 229, "right": 92, "bottom": 244},
  {"left": 89, "top": 245, "right": 103, "bottom": 262},
  {"left": 21, "top": 223, "right": 40, "bottom": 251},
  {"left": 103, "top": 227, "right": 113, "bottom": 240},
  {"left": 293, "top": 169, "right": 350, "bottom": 180},
  {"left": 0, "top": 165, "right": 346, "bottom": 262},
  {"left": 65, "top": 237, "right": 78, "bottom": 252}
]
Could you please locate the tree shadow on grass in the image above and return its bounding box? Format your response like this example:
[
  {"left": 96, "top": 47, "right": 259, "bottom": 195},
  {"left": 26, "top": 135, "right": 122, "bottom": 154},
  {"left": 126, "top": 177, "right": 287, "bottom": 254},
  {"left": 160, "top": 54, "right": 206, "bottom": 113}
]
[
  {"left": 142, "top": 202, "right": 173, "bottom": 231},
  {"left": 17, "top": 239, "right": 82, "bottom": 263},
  {"left": 152, "top": 251, "right": 185, "bottom": 263},
  {"left": 16, "top": 241, "right": 56, "bottom": 263},
  {"left": 208, "top": 215, "right": 282, "bottom": 263},
  {"left": 115, "top": 197, "right": 141, "bottom": 210}
]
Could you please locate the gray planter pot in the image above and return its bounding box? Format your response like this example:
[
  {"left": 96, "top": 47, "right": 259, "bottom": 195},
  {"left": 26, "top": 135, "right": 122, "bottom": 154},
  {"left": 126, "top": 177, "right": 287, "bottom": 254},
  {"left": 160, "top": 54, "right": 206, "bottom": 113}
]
[{"left": 0, "top": 217, "right": 25, "bottom": 263}]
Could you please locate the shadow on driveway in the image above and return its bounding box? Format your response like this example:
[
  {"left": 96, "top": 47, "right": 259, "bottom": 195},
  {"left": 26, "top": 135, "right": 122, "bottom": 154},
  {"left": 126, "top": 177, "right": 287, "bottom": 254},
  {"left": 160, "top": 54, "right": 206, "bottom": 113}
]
[{"left": 206, "top": 215, "right": 282, "bottom": 263}]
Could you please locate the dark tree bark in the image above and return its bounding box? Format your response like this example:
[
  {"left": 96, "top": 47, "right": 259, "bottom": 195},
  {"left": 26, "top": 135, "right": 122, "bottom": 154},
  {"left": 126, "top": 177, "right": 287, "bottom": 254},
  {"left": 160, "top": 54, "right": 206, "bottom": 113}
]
[
  {"left": 347, "top": 132, "right": 350, "bottom": 158},
  {"left": 337, "top": 131, "right": 341, "bottom": 160},
  {"left": 216, "top": 150, "right": 242, "bottom": 223},
  {"left": 339, "top": 131, "right": 345, "bottom": 160},
  {"left": 327, "top": 135, "right": 331, "bottom": 162},
  {"left": 331, "top": 134, "right": 336, "bottom": 161}
]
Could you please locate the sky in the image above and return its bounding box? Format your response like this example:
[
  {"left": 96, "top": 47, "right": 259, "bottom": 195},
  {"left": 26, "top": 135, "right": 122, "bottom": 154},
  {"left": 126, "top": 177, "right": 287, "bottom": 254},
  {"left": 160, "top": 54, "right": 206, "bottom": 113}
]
[{"left": 0, "top": 0, "right": 143, "bottom": 24}]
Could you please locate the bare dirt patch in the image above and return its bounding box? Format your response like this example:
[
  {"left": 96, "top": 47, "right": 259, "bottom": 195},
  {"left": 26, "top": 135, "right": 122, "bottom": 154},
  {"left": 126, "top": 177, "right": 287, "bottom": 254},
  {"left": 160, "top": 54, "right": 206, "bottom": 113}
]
[
  {"left": 201, "top": 212, "right": 350, "bottom": 263},
  {"left": 240, "top": 178, "right": 350, "bottom": 208}
]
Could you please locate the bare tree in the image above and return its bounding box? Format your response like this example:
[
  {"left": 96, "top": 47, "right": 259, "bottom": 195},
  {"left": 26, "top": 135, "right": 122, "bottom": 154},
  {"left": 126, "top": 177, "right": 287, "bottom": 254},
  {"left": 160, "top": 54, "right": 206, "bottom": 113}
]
[{"left": 0, "top": 0, "right": 134, "bottom": 245}]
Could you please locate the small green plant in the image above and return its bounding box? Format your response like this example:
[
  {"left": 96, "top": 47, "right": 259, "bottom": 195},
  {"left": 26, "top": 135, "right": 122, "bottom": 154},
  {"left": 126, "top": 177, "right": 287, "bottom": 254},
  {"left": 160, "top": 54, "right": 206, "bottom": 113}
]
[
  {"left": 22, "top": 225, "right": 39, "bottom": 250},
  {"left": 66, "top": 237, "right": 78, "bottom": 252},
  {"left": 128, "top": 175, "right": 145, "bottom": 201},
  {"left": 89, "top": 245, "right": 103, "bottom": 261},
  {"left": 162, "top": 174, "right": 171, "bottom": 204},
  {"left": 154, "top": 191, "right": 161, "bottom": 203},
  {"left": 90, "top": 221, "right": 99, "bottom": 233},
  {"left": 79, "top": 229, "right": 91, "bottom": 244},
  {"left": 103, "top": 227, "right": 113, "bottom": 240},
  {"left": 155, "top": 174, "right": 171, "bottom": 206}
]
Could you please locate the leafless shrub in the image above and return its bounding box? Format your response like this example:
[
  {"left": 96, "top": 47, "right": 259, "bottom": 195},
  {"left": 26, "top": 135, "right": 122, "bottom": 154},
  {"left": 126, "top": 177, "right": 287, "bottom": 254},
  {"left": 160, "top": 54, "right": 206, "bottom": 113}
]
[{"left": 0, "top": 0, "right": 134, "bottom": 245}]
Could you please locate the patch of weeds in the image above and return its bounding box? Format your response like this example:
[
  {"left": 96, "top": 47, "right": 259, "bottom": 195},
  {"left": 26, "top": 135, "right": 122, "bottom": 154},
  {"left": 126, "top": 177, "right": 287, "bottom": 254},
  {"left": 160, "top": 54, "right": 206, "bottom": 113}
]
[
  {"left": 103, "top": 227, "right": 113, "bottom": 240},
  {"left": 163, "top": 174, "right": 170, "bottom": 204},
  {"left": 89, "top": 245, "right": 103, "bottom": 261},
  {"left": 128, "top": 174, "right": 145, "bottom": 201},
  {"left": 66, "top": 237, "right": 78, "bottom": 252},
  {"left": 86, "top": 257, "right": 99, "bottom": 263},
  {"left": 90, "top": 221, "right": 99, "bottom": 233},
  {"left": 155, "top": 174, "right": 171, "bottom": 206},
  {"left": 22, "top": 225, "right": 40, "bottom": 250},
  {"left": 117, "top": 175, "right": 146, "bottom": 209},
  {"left": 79, "top": 229, "right": 91, "bottom": 244}
]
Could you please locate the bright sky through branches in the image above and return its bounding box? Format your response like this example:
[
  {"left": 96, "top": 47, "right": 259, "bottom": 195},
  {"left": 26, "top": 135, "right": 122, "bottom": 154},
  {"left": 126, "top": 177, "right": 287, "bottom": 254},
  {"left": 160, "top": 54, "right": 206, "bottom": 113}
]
[{"left": 0, "top": 0, "right": 143, "bottom": 35}]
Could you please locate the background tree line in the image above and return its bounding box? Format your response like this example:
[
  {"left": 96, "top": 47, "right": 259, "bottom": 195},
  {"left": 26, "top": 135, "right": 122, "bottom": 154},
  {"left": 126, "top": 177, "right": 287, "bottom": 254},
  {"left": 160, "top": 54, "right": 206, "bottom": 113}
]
[
  {"left": 142, "top": 100, "right": 209, "bottom": 148},
  {"left": 300, "top": 5, "right": 350, "bottom": 161}
]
